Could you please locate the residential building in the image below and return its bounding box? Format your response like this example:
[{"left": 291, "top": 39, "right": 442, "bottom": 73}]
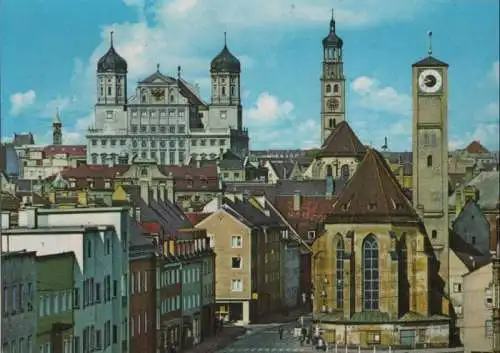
[
  {"left": 36, "top": 252, "right": 75, "bottom": 353},
  {"left": 463, "top": 262, "right": 494, "bottom": 352},
  {"left": 86, "top": 34, "right": 248, "bottom": 166},
  {"left": 189, "top": 149, "right": 247, "bottom": 182},
  {"left": 129, "top": 223, "right": 157, "bottom": 353},
  {"left": 200, "top": 240, "right": 216, "bottom": 341},
  {"left": 312, "top": 149, "right": 450, "bottom": 347},
  {"left": 156, "top": 247, "right": 182, "bottom": 352},
  {"left": 195, "top": 196, "right": 287, "bottom": 324},
  {"left": 1, "top": 250, "right": 37, "bottom": 353},
  {"left": 1, "top": 207, "right": 131, "bottom": 353}
]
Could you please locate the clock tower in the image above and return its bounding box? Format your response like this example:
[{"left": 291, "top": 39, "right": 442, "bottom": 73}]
[
  {"left": 411, "top": 32, "right": 450, "bottom": 290},
  {"left": 321, "top": 10, "right": 345, "bottom": 144}
]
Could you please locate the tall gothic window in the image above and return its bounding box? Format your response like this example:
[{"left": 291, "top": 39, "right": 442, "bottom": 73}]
[
  {"left": 341, "top": 164, "right": 350, "bottom": 181},
  {"left": 363, "top": 235, "right": 379, "bottom": 310},
  {"left": 333, "top": 84, "right": 339, "bottom": 93},
  {"left": 326, "top": 165, "right": 333, "bottom": 177},
  {"left": 326, "top": 84, "right": 332, "bottom": 93},
  {"left": 335, "top": 237, "right": 344, "bottom": 308}
]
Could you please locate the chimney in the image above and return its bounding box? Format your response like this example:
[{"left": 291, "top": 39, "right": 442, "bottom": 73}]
[
  {"left": 293, "top": 191, "right": 301, "bottom": 211},
  {"left": 325, "top": 175, "right": 334, "bottom": 199},
  {"left": 166, "top": 172, "right": 174, "bottom": 203},
  {"left": 140, "top": 181, "right": 149, "bottom": 205}
]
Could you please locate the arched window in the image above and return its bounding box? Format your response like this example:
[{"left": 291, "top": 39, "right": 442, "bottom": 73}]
[
  {"left": 431, "top": 230, "right": 437, "bottom": 239},
  {"left": 108, "top": 86, "right": 112, "bottom": 96},
  {"left": 333, "top": 84, "right": 339, "bottom": 93},
  {"left": 329, "top": 119, "right": 334, "bottom": 128},
  {"left": 335, "top": 237, "right": 344, "bottom": 308},
  {"left": 398, "top": 234, "right": 409, "bottom": 314},
  {"left": 326, "top": 84, "right": 332, "bottom": 93},
  {"left": 221, "top": 87, "right": 226, "bottom": 96},
  {"left": 427, "top": 155, "right": 433, "bottom": 167},
  {"left": 91, "top": 154, "right": 98, "bottom": 165},
  {"left": 341, "top": 164, "right": 350, "bottom": 181},
  {"left": 326, "top": 165, "right": 333, "bottom": 177},
  {"left": 362, "top": 235, "right": 379, "bottom": 311}
]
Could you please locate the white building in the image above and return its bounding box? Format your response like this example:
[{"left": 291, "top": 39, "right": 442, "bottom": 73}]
[
  {"left": 86, "top": 34, "right": 249, "bottom": 166},
  {"left": 1, "top": 207, "right": 131, "bottom": 353},
  {"left": 1, "top": 250, "right": 37, "bottom": 353}
]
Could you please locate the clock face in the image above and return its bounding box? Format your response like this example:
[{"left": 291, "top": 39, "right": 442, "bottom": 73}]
[
  {"left": 328, "top": 98, "right": 339, "bottom": 111},
  {"left": 418, "top": 69, "right": 443, "bottom": 93}
]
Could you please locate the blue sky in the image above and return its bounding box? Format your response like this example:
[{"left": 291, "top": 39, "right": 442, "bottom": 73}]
[{"left": 1, "top": 0, "right": 499, "bottom": 151}]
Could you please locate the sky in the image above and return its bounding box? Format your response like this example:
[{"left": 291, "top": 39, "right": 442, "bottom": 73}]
[{"left": 1, "top": 0, "right": 499, "bottom": 152}]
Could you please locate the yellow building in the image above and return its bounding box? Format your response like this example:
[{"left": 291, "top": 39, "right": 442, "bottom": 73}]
[{"left": 311, "top": 148, "right": 450, "bottom": 348}]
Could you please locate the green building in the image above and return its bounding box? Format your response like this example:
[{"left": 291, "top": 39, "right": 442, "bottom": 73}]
[{"left": 36, "top": 252, "right": 75, "bottom": 352}]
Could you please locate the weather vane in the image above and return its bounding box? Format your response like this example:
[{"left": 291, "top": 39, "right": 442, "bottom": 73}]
[{"left": 427, "top": 30, "right": 433, "bottom": 56}]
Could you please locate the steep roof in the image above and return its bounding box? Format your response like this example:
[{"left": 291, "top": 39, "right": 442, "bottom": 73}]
[
  {"left": 326, "top": 148, "right": 419, "bottom": 224},
  {"left": 412, "top": 56, "right": 449, "bottom": 67},
  {"left": 464, "top": 140, "right": 490, "bottom": 154},
  {"left": 317, "top": 121, "right": 366, "bottom": 158},
  {"left": 448, "top": 171, "right": 499, "bottom": 211}
]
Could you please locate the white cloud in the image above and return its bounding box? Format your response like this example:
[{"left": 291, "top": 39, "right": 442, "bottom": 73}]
[
  {"left": 351, "top": 76, "right": 411, "bottom": 116},
  {"left": 449, "top": 123, "right": 500, "bottom": 150},
  {"left": 250, "top": 118, "right": 320, "bottom": 149},
  {"left": 10, "top": 90, "right": 36, "bottom": 116},
  {"left": 491, "top": 61, "right": 499, "bottom": 86},
  {"left": 50, "top": 0, "right": 432, "bottom": 148},
  {"left": 246, "top": 92, "right": 294, "bottom": 124}
]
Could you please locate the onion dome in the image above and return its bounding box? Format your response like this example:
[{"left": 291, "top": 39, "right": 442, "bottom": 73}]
[
  {"left": 322, "top": 11, "right": 343, "bottom": 49},
  {"left": 210, "top": 32, "right": 241, "bottom": 74},
  {"left": 97, "top": 31, "right": 128, "bottom": 74}
]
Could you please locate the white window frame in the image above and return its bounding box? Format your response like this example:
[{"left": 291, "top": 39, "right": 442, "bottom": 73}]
[
  {"left": 231, "top": 235, "right": 242, "bottom": 248},
  {"left": 231, "top": 279, "right": 243, "bottom": 292}
]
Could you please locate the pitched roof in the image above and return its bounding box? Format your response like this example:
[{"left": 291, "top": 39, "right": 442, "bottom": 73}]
[
  {"left": 450, "top": 229, "right": 491, "bottom": 271},
  {"left": 448, "top": 171, "right": 499, "bottom": 211},
  {"left": 412, "top": 56, "right": 449, "bottom": 67},
  {"left": 317, "top": 121, "right": 366, "bottom": 158},
  {"left": 464, "top": 140, "right": 490, "bottom": 154},
  {"left": 43, "top": 145, "right": 86, "bottom": 157},
  {"left": 326, "top": 148, "right": 419, "bottom": 224}
]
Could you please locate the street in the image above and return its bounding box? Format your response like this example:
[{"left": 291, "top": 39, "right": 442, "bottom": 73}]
[{"left": 216, "top": 317, "right": 465, "bottom": 353}]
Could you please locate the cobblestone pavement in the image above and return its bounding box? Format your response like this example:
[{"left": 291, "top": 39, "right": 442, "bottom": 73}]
[{"left": 217, "top": 320, "right": 465, "bottom": 353}]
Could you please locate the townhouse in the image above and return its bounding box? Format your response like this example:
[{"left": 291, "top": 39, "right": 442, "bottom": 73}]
[
  {"left": 1, "top": 250, "right": 37, "bottom": 353},
  {"left": 1, "top": 207, "right": 131, "bottom": 353},
  {"left": 36, "top": 252, "right": 75, "bottom": 353}
]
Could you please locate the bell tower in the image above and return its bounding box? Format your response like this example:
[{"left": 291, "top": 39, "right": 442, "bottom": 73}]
[
  {"left": 321, "top": 10, "right": 345, "bottom": 144},
  {"left": 411, "top": 31, "right": 450, "bottom": 290}
]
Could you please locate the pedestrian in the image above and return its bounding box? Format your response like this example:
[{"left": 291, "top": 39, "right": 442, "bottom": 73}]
[{"left": 279, "top": 327, "right": 284, "bottom": 340}]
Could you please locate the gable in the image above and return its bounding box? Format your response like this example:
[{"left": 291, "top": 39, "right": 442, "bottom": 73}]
[
  {"left": 118, "top": 162, "right": 167, "bottom": 180},
  {"left": 195, "top": 208, "right": 250, "bottom": 231}
]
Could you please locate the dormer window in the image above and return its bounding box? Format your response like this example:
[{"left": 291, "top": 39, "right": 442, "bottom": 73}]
[{"left": 308, "top": 231, "right": 316, "bottom": 240}]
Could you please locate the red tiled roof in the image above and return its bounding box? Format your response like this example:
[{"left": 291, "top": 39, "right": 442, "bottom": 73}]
[
  {"left": 159, "top": 164, "right": 219, "bottom": 191},
  {"left": 60, "top": 164, "right": 130, "bottom": 179},
  {"left": 43, "top": 145, "right": 86, "bottom": 157},
  {"left": 185, "top": 212, "right": 212, "bottom": 225},
  {"left": 465, "top": 140, "right": 489, "bottom": 154}
]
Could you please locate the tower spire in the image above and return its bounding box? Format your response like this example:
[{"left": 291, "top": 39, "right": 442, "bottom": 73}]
[
  {"left": 330, "top": 8, "right": 335, "bottom": 33},
  {"left": 427, "top": 30, "right": 433, "bottom": 56},
  {"left": 110, "top": 30, "right": 114, "bottom": 48},
  {"left": 224, "top": 31, "right": 227, "bottom": 47},
  {"left": 53, "top": 106, "right": 61, "bottom": 124}
]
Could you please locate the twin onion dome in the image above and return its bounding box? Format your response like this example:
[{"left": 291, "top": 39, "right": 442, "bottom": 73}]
[
  {"left": 96, "top": 32, "right": 128, "bottom": 74},
  {"left": 96, "top": 31, "right": 240, "bottom": 75}
]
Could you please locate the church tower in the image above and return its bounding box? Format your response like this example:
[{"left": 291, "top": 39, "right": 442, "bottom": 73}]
[
  {"left": 52, "top": 108, "right": 62, "bottom": 145},
  {"left": 411, "top": 32, "right": 450, "bottom": 289},
  {"left": 321, "top": 10, "right": 345, "bottom": 144}
]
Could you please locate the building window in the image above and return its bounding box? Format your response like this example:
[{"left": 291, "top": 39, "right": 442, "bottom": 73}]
[
  {"left": 427, "top": 155, "right": 432, "bottom": 167},
  {"left": 308, "top": 231, "right": 316, "bottom": 239},
  {"left": 231, "top": 279, "right": 242, "bottom": 292},
  {"left": 367, "top": 331, "right": 381, "bottom": 344},
  {"left": 486, "top": 320, "right": 493, "bottom": 338},
  {"left": 431, "top": 230, "right": 437, "bottom": 239},
  {"left": 221, "top": 86, "right": 226, "bottom": 96},
  {"left": 453, "top": 282, "right": 462, "bottom": 293},
  {"left": 362, "top": 235, "right": 379, "bottom": 311},
  {"left": 91, "top": 154, "right": 98, "bottom": 164},
  {"left": 326, "top": 84, "right": 331, "bottom": 93},
  {"left": 335, "top": 237, "right": 344, "bottom": 308},
  {"left": 231, "top": 257, "right": 242, "bottom": 269},
  {"left": 341, "top": 164, "right": 350, "bottom": 181},
  {"left": 231, "top": 236, "right": 242, "bottom": 248},
  {"left": 326, "top": 165, "right": 333, "bottom": 177},
  {"left": 333, "top": 84, "right": 339, "bottom": 93},
  {"left": 107, "top": 87, "right": 112, "bottom": 96}
]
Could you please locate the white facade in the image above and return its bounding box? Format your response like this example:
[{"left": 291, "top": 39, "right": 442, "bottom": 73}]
[
  {"left": 282, "top": 245, "right": 300, "bottom": 308},
  {"left": 86, "top": 44, "right": 249, "bottom": 166},
  {"left": 1, "top": 251, "right": 37, "bottom": 353},
  {"left": 1, "top": 207, "right": 131, "bottom": 353}
]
